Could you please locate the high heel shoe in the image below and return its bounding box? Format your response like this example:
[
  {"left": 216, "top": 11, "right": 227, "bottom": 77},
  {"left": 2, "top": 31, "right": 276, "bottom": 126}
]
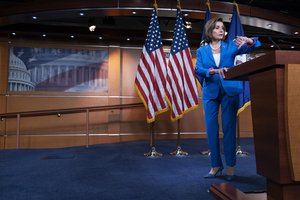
[
  {"left": 225, "top": 166, "right": 235, "bottom": 181},
  {"left": 203, "top": 167, "right": 223, "bottom": 178},
  {"left": 225, "top": 175, "right": 236, "bottom": 181}
]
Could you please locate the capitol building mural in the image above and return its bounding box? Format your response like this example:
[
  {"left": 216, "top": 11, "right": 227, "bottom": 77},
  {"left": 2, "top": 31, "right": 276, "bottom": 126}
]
[
  {"left": 8, "top": 47, "right": 108, "bottom": 92},
  {"left": 8, "top": 49, "right": 35, "bottom": 91}
]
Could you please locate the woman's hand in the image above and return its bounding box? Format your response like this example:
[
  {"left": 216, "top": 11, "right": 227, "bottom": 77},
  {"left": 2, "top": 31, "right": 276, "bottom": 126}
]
[
  {"left": 209, "top": 68, "right": 228, "bottom": 79},
  {"left": 234, "top": 36, "right": 253, "bottom": 48}
]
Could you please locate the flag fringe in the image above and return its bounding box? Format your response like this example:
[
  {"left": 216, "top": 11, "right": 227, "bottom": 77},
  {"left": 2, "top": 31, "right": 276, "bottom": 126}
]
[
  {"left": 134, "top": 83, "right": 169, "bottom": 123},
  {"left": 166, "top": 96, "right": 199, "bottom": 122},
  {"left": 237, "top": 101, "right": 251, "bottom": 116}
]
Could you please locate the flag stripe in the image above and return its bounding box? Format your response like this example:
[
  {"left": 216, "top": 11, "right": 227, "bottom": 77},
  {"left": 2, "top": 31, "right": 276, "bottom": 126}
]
[
  {"left": 183, "top": 48, "right": 199, "bottom": 104},
  {"left": 168, "top": 56, "right": 184, "bottom": 115},
  {"left": 154, "top": 49, "right": 168, "bottom": 109},
  {"left": 138, "top": 49, "right": 159, "bottom": 113}
]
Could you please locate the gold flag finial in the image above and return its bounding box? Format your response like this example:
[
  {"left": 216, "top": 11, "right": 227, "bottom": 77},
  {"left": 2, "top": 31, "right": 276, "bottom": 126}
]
[
  {"left": 233, "top": 1, "right": 240, "bottom": 16},
  {"left": 153, "top": 0, "right": 159, "bottom": 14},
  {"left": 206, "top": 0, "right": 211, "bottom": 11},
  {"left": 154, "top": 0, "right": 158, "bottom": 10},
  {"left": 177, "top": 0, "right": 181, "bottom": 9}
]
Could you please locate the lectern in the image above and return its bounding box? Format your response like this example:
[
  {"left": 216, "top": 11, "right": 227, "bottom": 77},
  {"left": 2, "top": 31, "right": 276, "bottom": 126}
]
[{"left": 209, "top": 50, "right": 300, "bottom": 200}]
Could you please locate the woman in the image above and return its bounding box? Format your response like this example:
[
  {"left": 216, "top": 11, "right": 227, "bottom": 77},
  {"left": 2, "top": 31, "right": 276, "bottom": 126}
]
[{"left": 195, "top": 17, "right": 261, "bottom": 181}]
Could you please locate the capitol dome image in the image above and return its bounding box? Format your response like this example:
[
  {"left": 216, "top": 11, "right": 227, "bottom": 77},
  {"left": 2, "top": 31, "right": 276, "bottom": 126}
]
[{"left": 8, "top": 48, "right": 35, "bottom": 91}]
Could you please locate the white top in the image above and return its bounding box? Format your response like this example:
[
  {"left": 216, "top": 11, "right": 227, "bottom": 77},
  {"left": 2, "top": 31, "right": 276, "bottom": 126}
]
[{"left": 213, "top": 53, "right": 220, "bottom": 67}]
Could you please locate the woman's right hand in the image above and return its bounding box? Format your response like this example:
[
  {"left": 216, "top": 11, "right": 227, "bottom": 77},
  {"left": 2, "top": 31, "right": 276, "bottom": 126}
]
[{"left": 209, "top": 68, "right": 228, "bottom": 79}]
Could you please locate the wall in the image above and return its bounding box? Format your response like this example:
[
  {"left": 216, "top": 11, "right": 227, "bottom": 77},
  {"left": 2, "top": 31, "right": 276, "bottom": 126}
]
[{"left": 0, "top": 40, "right": 253, "bottom": 149}]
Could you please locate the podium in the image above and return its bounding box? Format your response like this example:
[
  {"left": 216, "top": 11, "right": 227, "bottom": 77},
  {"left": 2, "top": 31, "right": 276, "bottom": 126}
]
[{"left": 209, "top": 50, "right": 300, "bottom": 200}]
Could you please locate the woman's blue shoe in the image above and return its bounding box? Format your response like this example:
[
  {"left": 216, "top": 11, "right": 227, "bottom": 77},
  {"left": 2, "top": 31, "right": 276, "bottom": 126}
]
[
  {"left": 225, "top": 175, "right": 236, "bottom": 181},
  {"left": 203, "top": 167, "right": 223, "bottom": 178}
]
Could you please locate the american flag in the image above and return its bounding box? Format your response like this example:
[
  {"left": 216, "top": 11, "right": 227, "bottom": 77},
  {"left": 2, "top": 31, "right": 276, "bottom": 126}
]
[
  {"left": 134, "top": 7, "right": 169, "bottom": 123},
  {"left": 166, "top": 8, "right": 199, "bottom": 121}
]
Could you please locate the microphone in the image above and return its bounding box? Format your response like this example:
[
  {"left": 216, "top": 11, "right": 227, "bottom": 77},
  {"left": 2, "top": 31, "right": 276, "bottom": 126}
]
[{"left": 268, "top": 36, "right": 281, "bottom": 50}]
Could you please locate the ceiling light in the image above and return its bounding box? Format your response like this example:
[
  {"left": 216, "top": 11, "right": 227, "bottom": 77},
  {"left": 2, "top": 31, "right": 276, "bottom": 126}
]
[
  {"left": 12, "top": 32, "right": 16, "bottom": 35},
  {"left": 88, "top": 18, "right": 96, "bottom": 32},
  {"left": 184, "top": 13, "right": 189, "bottom": 17},
  {"left": 291, "top": 46, "right": 295, "bottom": 49},
  {"left": 126, "top": 38, "right": 130, "bottom": 41},
  {"left": 132, "top": 11, "right": 136, "bottom": 15},
  {"left": 89, "top": 25, "right": 96, "bottom": 32},
  {"left": 185, "top": 21, "right": 192, "bottom": 29},
  {"left": 270, "top": 45, "right": 274, "bottom": 48},
  {"left": 79, "top": 12, "right": 84, "bottom": 16},
  {"left": 70, "top": 35, "right": 75, "bottom": 38},
  {"left": 42, "top": 34, "right": 46, "bottom": 37},
  {"left": 32, "top": 16, "right": 37, "bottom": 20},
  {"left": 294, "top": 31, "right": 299, "bottom": 35},
  {"left": 99, "top": 36, "right": 102, "bottom": 40}
]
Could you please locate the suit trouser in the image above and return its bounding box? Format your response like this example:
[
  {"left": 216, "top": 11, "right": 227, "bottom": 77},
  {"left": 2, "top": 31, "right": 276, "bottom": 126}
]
[{"left": 203, "top": 87, "right": 239, "bottom": 168}]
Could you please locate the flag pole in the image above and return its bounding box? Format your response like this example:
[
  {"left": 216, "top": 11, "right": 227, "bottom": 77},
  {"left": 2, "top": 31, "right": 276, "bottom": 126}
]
[
  {"left": 234, "top": 2, "right": 249, "bottom": 155},
  {"left": 170, "top": 119, "right": 188, "bottom": 156},
  {"left": 136, "top": 0, "right": 166, "bottom": 157},
  {"left": 144, "top": 122, "right": 163, "bottom": 157},
  {"left": 199, "top": 0, "right": 211, "bottom": 156},
  {"left": 236, "top": 114, "right": 249, "bottom": 156},
  {"left": 168, "top": 0, "right": 188, "bottom": 156},
  {"left": 228, "top": 0, "right": 249, "bottom": 156}
]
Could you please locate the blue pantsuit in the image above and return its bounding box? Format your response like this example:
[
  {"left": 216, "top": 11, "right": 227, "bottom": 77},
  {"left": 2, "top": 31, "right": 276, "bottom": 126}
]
[{"left": 195, "top": 38, "right": 261, "bottom": 168}]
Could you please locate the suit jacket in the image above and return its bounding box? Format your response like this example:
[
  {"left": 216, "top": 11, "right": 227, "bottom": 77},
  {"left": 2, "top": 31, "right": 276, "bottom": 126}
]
[{"left": 195, "top": 38, "right": 261, "bottom": 100}]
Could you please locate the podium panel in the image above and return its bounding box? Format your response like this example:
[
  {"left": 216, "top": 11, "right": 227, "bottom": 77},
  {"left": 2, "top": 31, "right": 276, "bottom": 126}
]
[
  {"left": 285, "top": 64, "right": 300, "bottom": 181},
  {"left": 249, "top": 68, "right": 291, "bottom": 183}
]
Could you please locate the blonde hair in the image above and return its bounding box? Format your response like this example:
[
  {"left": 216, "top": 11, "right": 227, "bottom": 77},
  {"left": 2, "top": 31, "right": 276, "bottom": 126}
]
[{"left": 204, "top": 17, "right": 226, "bottom": 43}]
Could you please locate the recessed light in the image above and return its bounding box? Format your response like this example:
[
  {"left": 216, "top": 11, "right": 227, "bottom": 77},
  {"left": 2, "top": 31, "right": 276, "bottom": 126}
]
[
  {"left": 70, "top": 35, "right": 75, "bottom": 38},
  {"left": 132, "top": 11, "right": 136, "bottom": 15},
  {"left": 291, "top": 46, "right": 295, "bottom": 49},
  {"left": 270, "top": 45, "right": 274, "bottom": 48},
  {"left": 42, "top": 34, "right": 46, "bottom": 37},
  {"left": 89, "top": 25, "right": 96, "bottom": 32},
  {"left": 294, "top": 31, "right": 299, "bottom": 35},
  {"left": 126, "top": 38, "right": 130, "bottom": 41},
  {"left": 32, "top": 16, "right": 37, "bottom": 20},
  {"left": 99, "top": 36, "right": 102, "bottom": 40},
  {"left": 184, "top": 13, "right": 189, "bottom": 17},
  {"left": 266, "top": 24, "right": 272, "bottom": 28},
  {"left": 79, "top": 13, "right": 84, "bottom": 16},
  {"left": 12, "top": 32, "right": 16, "bottom": 35},
  {"left": 185, "top": 21, "right": 192, "bottom": 29}
]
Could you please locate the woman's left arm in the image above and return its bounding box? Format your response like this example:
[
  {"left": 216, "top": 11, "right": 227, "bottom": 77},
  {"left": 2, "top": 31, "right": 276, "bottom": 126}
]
[{"left": 235, "top": 36, "right": 261, "bottom": 54}]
